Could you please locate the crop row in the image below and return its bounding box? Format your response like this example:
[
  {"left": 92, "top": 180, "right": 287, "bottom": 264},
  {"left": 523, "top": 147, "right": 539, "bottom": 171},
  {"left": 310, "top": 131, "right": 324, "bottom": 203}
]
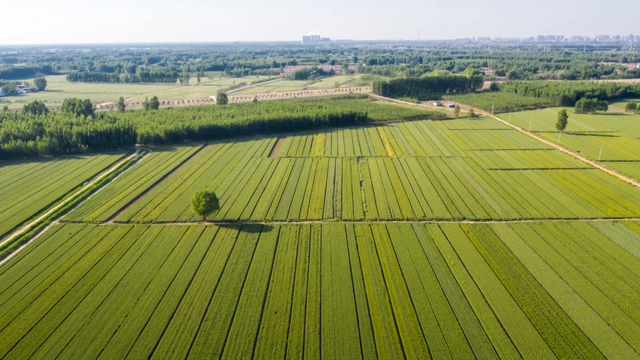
[{"left": 1, "top": 221, "right": 639, "bottom": 358}]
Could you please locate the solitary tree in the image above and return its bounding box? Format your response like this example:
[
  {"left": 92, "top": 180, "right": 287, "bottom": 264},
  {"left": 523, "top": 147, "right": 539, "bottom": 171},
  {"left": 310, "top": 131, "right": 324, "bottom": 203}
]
[
  {"left": 625, "top": 102, "right": 638, "bottom": 113},
  {"left": 190, "top": 190, "right": 220, "bottom": 221},
  {"left": 33, "top": 77, "right": 47, "bottom": 91},
  {"left": 149, "top": 96, "right": 160, "bottom": 110},
  {"left": 453, "top": 105, "right": 460, "bottom": 118},
  {"left": 117, "top": 97, "right": 126, "bottom": 112},
  {"left": 253, "top": 96, "right": 258, "bottom": 103},
  {"left": 142, "top": 97, "right": 150, "bottom": 111},
  {"left": 468, "top": 108, "right": 476, "bottom": 118},
  {"left": 216, "top": 91, "right": 228, "bottom": 105},
  {"left": 556, "top": 109, "right": 568, "bottom": 131}
]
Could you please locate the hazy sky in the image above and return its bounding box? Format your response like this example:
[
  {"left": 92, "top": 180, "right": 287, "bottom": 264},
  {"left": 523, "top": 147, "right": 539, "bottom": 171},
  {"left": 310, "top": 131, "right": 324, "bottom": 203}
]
[{"left": 3, "top": 0, "right": 639, "bottom": 44}]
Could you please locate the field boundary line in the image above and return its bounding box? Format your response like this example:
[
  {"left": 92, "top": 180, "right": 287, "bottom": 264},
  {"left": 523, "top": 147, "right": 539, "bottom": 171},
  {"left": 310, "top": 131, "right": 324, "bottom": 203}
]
[
  {"left": 61, "top": 217, "right": 640, "bottom": 227},
  {"left": 104, "top": 144, "right": 208, "bottom": 224},
  {"left": 0, "top": 150, "right": 146, "bottom": 268}
]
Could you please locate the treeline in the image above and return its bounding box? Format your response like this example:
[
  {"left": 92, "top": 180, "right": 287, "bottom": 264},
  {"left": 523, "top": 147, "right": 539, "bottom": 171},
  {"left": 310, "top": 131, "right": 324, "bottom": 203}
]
[
  {"left": 1, "top": 97, "right": 442, "bottom": 158},
  {"left": 372, "top": 75, "right": 484, "bottom": 100},
  {"left": 0, "top": 65, "right": 55, "bottom": 80},
  {"left": 66, "top": 70, "right": 180, "bottom": 84},
  {"left": 497, "top": 81, "right": 640, "bottom": 106}
]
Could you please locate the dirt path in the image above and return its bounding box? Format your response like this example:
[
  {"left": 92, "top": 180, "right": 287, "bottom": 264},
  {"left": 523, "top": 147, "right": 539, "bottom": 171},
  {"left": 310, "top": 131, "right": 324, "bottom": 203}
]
[
  {"left": 226, "top": 78, "right": 283, "bottom": 94},
  {"left": 609, "top": 105, "right": 629, "bottom": 113},
  {"left": 268, "top": 137, "right": 286, "bottom": 158},
  {"left": 0, "top": 149, "right": 146, "bottom": 267}
]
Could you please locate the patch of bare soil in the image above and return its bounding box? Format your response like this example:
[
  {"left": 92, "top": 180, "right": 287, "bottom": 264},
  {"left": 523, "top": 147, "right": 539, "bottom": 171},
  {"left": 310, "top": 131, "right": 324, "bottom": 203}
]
[{"left": 269, "top": 137, "right": 286, "bottom": 158}]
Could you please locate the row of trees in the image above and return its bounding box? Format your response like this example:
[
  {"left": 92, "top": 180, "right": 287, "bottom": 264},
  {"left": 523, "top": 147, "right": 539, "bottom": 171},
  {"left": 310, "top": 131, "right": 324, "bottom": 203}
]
[
  {"left": 66, "top": 71, "right": 180, "bottom": 84},
  {"left": 372, "top": 75, "right": 484, "bottom": 100},
  {"left": 496, "top": 81, "right": 640, "bottom": 106},
  {"left": 574, "top": 98, "right": 609, "bottom": 114}
]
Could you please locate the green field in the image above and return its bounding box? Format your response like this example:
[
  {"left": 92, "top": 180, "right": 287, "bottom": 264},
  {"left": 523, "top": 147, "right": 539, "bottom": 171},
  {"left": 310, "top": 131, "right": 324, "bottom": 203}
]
[
  {"left": 497, "top": 108, "right": 640, "bottom": 180},
  {"left": 4, "top": 104, "right": 640, "bottom": 359},
  {"left": 62, "top": 117, "right": 640, "bottom": 224},
  {"left": 612, "top": 98, "right": 640, "bottom": 110},
  {"left": 1, "top": 220, "right": 640, "bottom": 358},
  {"left": 232, "top": 80, "right": 311, "bottom": 95},
  {"left": 0, "top": 153, "right": 125, "bottom": 239}
]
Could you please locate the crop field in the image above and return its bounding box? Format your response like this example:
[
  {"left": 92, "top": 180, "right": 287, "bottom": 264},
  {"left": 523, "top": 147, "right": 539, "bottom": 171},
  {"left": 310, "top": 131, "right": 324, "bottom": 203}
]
[
  {"left": 233, "top": 80, "right": 312, "bottom": 95},
  {"left": 62, "top": 117, "right": 640, "bottom": 224},
  {"left": 611, "top": 99, "right": 640, "bottom": 109},
  {"left": 0, "top": 152, "right": 126, "bottom": 239},
  {"left": 5, "top": 106, "right": 640, "bottom": 359},
  {"left": 1, "top": 220, "right": 640, "bottom": 358},
  {"left": 497, "top": 108, "right": 640, "bottom": 180},
  {"left": 306, "top": 75, "right": 363, "bottom": 89}
]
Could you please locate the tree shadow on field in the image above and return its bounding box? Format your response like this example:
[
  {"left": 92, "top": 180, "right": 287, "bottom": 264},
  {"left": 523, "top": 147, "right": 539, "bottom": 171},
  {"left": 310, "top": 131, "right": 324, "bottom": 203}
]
[{"left": 217, "top": 223, "right": 274, "bottom": 234}]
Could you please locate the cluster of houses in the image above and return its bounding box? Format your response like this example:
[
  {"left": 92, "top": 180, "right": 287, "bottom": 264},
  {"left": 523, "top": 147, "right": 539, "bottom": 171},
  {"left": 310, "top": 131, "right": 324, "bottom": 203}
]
[{"left": 0, "top": 84, "right": 37, "bottom": 97}]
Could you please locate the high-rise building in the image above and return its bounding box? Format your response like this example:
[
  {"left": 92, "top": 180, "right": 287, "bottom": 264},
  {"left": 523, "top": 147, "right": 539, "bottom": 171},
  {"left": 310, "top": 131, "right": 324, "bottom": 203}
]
[{"left": 302, "top": 34, "right": 330, "bottom": 44}]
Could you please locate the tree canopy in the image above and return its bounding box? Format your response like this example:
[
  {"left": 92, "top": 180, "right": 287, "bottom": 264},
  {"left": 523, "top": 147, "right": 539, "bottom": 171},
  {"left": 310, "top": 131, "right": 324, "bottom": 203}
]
[
  {"left": 190, "top": 190, "right": 220, "bottom": 220},
  {"left": 33, "top": 77, "right": 47, "bottom": 91},
  {"left": 556, "top": 109, "right": 568, "bottom": 131}
]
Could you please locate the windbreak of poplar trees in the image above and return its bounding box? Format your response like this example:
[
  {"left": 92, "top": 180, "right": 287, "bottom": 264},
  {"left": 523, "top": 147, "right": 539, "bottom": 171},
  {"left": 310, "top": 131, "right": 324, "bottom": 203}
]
[
  {"left": 496, "top": 81, "right": 640, "bottom": 106},
  {"left": 0, "top": 112, "right": 137, "bottom": 158},
  {"left": 372, "top": 76, "right": 484, "bottom": 100},
  {"left": 66, "top": 70, "right": 180, "bottom": 84},
  {"left": 0, "top": 97, "right": 441, "bottom": 159}
]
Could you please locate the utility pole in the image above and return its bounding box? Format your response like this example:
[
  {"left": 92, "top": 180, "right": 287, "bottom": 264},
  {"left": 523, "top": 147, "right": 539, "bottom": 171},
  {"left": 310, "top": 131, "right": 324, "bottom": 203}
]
[
  {"left": 599, "top": 147, "right": 603, "bottom": 161},
  {"left": 492, "top": 104, "right": 494, "bottom": 115},
  {"left": 529, "top": 120, "right": 532, "bottom": 132}
]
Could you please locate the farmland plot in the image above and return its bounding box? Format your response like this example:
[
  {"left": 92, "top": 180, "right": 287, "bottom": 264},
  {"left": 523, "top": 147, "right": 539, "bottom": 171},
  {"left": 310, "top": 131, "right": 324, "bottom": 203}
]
[
  {"left": 0, "top": 152, "right": 126, "bottom": 238},
  {"left": 1, "top": 221, "right": 640, "bottom": 358},
  {"left": 61, "top": 117, "right": 640, "bottom": 223},
  {"left": 497, "top": 108, "right": 640, "bottom": 180}
]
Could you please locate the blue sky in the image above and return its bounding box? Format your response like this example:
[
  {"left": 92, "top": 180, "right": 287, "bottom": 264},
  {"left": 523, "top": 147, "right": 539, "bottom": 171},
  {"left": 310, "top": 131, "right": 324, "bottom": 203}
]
[{"left": 3, "top": 0, "right": 638, "bottom": 44}]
